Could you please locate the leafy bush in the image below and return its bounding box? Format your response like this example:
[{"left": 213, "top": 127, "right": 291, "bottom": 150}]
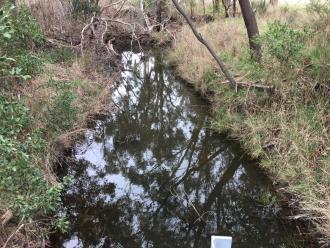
[
  {"left": 0, "top": 97, "right": 65, "bottom": 219},
  {"left": 0, "top": 4, "right": 44, "bottom": 80},
  {"left": 43, "top": 47, "right": 75, "bottom": 64},
  {"left": 47, "top": 80, "right": 77, "bottom": 132},
  {"left": 262, "top": 21, "right": 307, "bottom": 65},
  {"left": 0, "top": 5, "right": 44, "bottom": 54}
]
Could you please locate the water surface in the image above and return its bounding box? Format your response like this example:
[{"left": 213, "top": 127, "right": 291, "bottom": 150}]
[{"left": 54, "top": 51, "right": 303, "bottom": 248}]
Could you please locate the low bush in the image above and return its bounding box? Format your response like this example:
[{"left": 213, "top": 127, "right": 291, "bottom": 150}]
[
  {"left": 0, "top": 96, "right": 68, "bottom": 224},
  {"left": 47, "top": 80, "right": 78, "bottom": 132},
  {"left": 261, "top": 21, "right": 308, "bottom": 65}
]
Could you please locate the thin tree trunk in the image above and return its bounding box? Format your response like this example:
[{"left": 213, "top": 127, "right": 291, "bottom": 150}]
[
  {"left": 202, "top": 0, "right": 206, "bottom": 15},
  {"left": 156, "top": 0, "right": 162, "bottom": 32},
  {"left": 238, "top": 0, "right": 261, "bottom": 60},
  {"left": 140, "top": 0, "right": 152, "bottom": 31},
  {"left": 222, "top": 0, "right": 230, "bottom": 18},
  {"left": 171, "top": 0, "right": 237, "bottom": 88},
  {"left": 214, "top": 0, "right": 220, "bottom": 14},
  {"left": 233, "top": 0, "right": 237, "bottom": 17}
]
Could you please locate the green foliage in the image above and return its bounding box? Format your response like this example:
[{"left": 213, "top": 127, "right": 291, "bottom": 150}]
[
  {"left": 43, "top": 47, "right": 75, "bottom": 64},
  {"left": 262, "top": 21, "right": 308, "bottom": 65},
  {"left": 0, "top": 5, "right": 44, "bottom": 53},
  {"left": 252, "top": 0, "right": 269, "bottom": 16},
  {"left": 47, "top": 80, "right": 77, "bottom": 132},
  {"left": 309, "top": 35, "right": 330, "bottom": 83},
  {"left": 203, "top": 70, "right": 217, "bottom": 84},
  {"left": 52, "top": 213, "right": 70, "bottom": 233},
  {"left": 0, "top": 4, "right": 45, "bottom": 80},
  {"left": 16, "top": 53, "right": 44, "bottom": 76},
  {"left": 0, "top": 96, "right": 68, "bottom": 220},
  {"left": 0, "top": 96, "right": 30, "bottom": 137}
]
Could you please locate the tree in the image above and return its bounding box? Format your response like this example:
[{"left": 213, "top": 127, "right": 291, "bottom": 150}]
[
  {"left": 233, "top": 0, "right": 237, "bottom": 17},
  {"left": 213, "top": 0, "right": 220, "bottom": 14},
  {"left": 221, "top": 0, "right": 231, "bottom": 18},
  {"left": 156, "top": 0, "right": 163, "bottom": 31},
  {"left": 238, "top": 0, "right": 262, "bottom": 60}
]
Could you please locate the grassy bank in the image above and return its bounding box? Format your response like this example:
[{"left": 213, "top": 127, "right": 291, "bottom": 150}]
[
  {"left": 168, "top": 4, "right": 329, "bottom": 246},
  {"left": 0, "top": 3, "right": 115, "bottom": 246}
]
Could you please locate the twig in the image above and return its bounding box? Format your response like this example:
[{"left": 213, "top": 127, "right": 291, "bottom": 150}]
[{"left": 2, "top": 220, "right": 24, "bottom": 248}]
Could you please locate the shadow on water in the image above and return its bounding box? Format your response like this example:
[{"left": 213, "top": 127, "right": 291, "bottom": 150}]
[{"left": 52, "top": 51, "right": 305, "bottom": 248}]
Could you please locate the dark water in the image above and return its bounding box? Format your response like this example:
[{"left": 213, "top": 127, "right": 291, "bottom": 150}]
[{"left": 53, "top": 51, "right": 304, "bottom": 248}]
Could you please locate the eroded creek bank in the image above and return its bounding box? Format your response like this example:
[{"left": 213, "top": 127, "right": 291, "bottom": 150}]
[{"left": 52, "top": 50, "right": 307, "bottom": 247}]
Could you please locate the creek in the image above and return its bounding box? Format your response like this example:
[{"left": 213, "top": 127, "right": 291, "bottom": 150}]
[{"left": 52, "top": 50, "right": 304, "bottom": 248}]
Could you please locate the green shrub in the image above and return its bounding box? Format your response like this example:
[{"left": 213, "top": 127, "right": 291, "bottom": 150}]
[
  {"left": 16, "top": 53, "right": 44, "bottom": 76},
  {"left": 0, "top": 96, "right": 30, "bottom": 138},
  {"left": 47, "top": 80, "right": 77, "bottom": 132},
  {"left": 0, "top": 5, "right": 44, "bottom": 54},
  {"left": 262, "top": 21, "right": 307, "bottom": 65},
  {"left": 0, "top": 4, "right": 44, "bottom": 80},
  {"left": 0, "top": 97, "right": 64, "bottom": 220},
  {"left": 43, "top": 47, "right": 75, "bottom": 64}
]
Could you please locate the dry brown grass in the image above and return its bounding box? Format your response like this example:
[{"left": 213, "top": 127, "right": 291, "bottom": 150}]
[
  {"left": 23, "top": 56, "right": 116, "bottom": 140},
  {"left": 17, "top": 0, "right": 84, "bottom": 42},
  {"left": 18, "top": 0, "right": 69, "bottom": 32},
  {"left": 168, "top": 18, "right": 247, "bottom": 92}
]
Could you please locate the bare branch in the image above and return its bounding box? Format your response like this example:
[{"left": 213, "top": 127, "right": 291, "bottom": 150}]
[{"left": 170, "top": 0, "right": 237, "bottom": 88}]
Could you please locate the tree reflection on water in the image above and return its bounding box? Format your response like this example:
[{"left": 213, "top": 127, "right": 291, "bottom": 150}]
[{"left": 54, "top": 52, "right": 302, "bottom": 248}]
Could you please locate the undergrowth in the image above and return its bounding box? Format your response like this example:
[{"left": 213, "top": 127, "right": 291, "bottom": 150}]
[{"left": 0, "top": 2, "right": 113, "bottom": 246}]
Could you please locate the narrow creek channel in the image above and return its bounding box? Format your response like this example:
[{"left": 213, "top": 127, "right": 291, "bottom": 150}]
[{"left": 53, "top": 50, "right": 305, "bottom": 247}]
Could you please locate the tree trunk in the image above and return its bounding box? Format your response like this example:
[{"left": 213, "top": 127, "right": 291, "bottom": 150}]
[
  {"left": 156, "top": 0, "right": 162, "bottom": 32},
  {"left": 233, "top": 0, "right": 237, "bottom": 17},
  {"left": 202, "top": 0, "right": 206, "bottom": 15},
  {"left": 214, "top": 0, "right": 220, "bottom": 14},
  {"left": 222, "top": 0, "right": 230, "bottom": 18},
  {"left": 190, "top": 0, "right": 194, "bottom": 16},
  {"left": 238, "top": 0, "right": 261, "bottom": 61}
]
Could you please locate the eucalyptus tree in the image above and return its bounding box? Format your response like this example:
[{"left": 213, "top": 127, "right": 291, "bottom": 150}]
[{"left": 238, "top": 0, "right": 262, "bottom": 60}]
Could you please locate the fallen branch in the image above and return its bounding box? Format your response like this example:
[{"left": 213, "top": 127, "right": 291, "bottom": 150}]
[
  {"left": 237, "top": 81, "right": 275, "bottom": 91},
  {"left": 46, "top": 38, "right": 80, "bottom": 48}
]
